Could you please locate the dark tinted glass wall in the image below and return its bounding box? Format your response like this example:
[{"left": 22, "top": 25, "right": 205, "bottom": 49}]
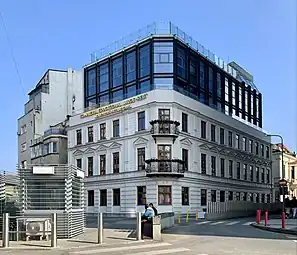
[
  {"left": 173, "top": 40, "right": 262, "bottom": 128},
  {"left": 84, "top": 41, "right": 152, "bottom": 108},
  {"left": 84, "top": 37, "right": 262, "bottom": 128}
]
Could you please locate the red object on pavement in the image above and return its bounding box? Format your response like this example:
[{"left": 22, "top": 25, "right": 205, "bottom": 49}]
[
  {"left": 256, "top": 209, "right": 261, "bottom": 224},
  {"left": 264, "top": 211, "right": 268, "bottom": 226},
  {"left": 282, "top": 212, "right": 286, "bottom": 229}
]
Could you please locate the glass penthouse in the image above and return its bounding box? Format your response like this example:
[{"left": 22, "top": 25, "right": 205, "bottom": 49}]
[{"left": 84, "top": 21, "right": 262, "bottom": 129}]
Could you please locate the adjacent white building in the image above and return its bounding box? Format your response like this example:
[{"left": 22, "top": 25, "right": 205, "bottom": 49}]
[
  {"left": 68, "top": 90, "right": 273, "bottom": 216},
  {"left": 17, "top": 68, "right": 84, "bottom": 168}
]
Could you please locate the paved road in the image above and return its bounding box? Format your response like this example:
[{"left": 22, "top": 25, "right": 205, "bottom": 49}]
[{"left": 3, "top": 217, "right": 297, "bottom": 254}]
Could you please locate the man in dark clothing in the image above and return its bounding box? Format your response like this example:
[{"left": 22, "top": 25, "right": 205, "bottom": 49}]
[{"left": 149, "top": 203, "right": 158, "bottom": 216}]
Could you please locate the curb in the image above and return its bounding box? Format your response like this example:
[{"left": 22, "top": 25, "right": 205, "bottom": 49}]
[{"left": 251, "top": 223, "right": 297, "bottom": 236}]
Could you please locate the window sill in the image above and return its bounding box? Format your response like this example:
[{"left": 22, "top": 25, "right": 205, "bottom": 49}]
[
  {"left": 135, "top": 130, "right": 147, "bottom": 134},
  {"left": 111, "top": 136, "right": 120, "bottom": 140}
]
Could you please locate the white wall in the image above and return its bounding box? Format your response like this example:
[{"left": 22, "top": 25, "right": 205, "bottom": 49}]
[{"left": 68, "top": 89, "right": 273, "bottom": 214}]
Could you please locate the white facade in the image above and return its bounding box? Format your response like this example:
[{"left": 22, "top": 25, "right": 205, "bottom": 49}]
[
  {"left": 17, "top": 68, "right": 84, "bottom": 168},
  {"left": 68, "top": 90, "right": 273, "bottom": 215}
]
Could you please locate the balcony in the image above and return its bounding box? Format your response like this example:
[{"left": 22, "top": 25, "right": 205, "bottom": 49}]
[
  {"left": 44, "top": 128, "right": 67, "bottom": 138},
  {"left": 150, "top": 120, "right": 180, "bottom": 143},
  {"left": 145, "top": 159, "right": 186, "bottom": 177}
]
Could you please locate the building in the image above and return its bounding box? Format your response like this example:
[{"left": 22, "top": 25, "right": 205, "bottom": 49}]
[
  {"left": 68, "top": 22, "right": 273, "bottom": 216},
  {"left": 30, "top": 123, "right": 68, "bottom": 165},
  {"left": 17, "top": 68, "right": 84, "bottom": 169},
  {"left": 272, "top": 144, "right": 297, "bottom": 200}
]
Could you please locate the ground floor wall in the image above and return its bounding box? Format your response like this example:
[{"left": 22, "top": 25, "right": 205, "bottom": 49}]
[{"left": 85, "top": 176, "right": 272, "bottom": 217}]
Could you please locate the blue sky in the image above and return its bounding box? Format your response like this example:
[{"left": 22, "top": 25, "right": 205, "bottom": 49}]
[{"left": 0, "top": 0, "right": 296, "bottom": 171}]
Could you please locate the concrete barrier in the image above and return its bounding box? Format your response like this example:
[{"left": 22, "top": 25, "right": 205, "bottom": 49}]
[{"left": 160, "top": 212, "right": 175, "bottom": 230}]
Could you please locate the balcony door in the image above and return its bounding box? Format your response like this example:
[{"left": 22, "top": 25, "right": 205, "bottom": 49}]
[
  {"left": 158, "top": 109, "right": 170, "bottom": 133},
  {"left": 158, "top": 145, "right": 172, "bottom": 172}
]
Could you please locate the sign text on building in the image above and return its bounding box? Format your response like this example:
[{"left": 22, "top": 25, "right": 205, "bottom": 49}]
[{"left": 80, "top": 93, "right": 148, "bottom": 119}]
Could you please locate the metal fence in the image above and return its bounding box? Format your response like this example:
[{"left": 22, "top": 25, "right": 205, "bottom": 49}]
[{"left": 17, "top": 165, "right": 85, "bottom": 238}]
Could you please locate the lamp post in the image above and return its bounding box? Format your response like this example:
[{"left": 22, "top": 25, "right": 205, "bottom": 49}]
[{"left": 266, "top": 134, "right": 285, "bottom": 213}]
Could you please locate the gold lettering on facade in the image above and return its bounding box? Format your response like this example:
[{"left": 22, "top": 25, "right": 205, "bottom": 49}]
[{"left": 80, "top": 93, "right": 148, "bottom": 119}]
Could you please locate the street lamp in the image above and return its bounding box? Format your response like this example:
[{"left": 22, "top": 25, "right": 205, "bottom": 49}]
[{"left": 265, "top": 134, "right": 285, "bottom": 213}]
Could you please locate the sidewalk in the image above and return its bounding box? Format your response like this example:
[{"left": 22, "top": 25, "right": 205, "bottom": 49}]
[
  {"left": 0, "top": 228, "right": 148, "bottom": 254},
  {"left": 251, "top": 218, "right": 297, "bottom": 235}
]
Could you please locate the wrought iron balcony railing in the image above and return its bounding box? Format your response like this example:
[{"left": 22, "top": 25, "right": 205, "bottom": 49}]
[
  {"left": 150, "top": 120, "right": 180, "bottom": 142},
  {"left": 145, "top": 159, "right": 186, "bottom": 177}
]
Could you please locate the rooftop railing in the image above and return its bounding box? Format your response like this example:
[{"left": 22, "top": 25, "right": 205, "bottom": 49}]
[
  {"left": 44, "top": 128, "right": 67, "bottom": 137},
  {"left": 88, "top": 21, "right": 259, "bottom": 91}
]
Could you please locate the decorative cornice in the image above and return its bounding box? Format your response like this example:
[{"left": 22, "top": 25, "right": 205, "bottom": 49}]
[
  {"left": 180, "top": 137, "right": 193, "bottom": 147},
  {"left": 109, "top": 141, "right": 122, "bottom": 149},
  {"left": 133, "top": 137, "right": 149, "bottom": 146}
]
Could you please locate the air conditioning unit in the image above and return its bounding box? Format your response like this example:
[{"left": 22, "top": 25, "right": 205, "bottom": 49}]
[{"left": 25, "top": 218, "right": 51, "bottom": 241}]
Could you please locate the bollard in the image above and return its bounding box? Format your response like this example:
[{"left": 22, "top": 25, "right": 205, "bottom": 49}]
[
  {"left": 177, "top": 211, "right": 180, "bottom": 224},
  {"left": 97, "top": 212, "right": 103, "bottom": 244},
  {"left": 282, "top": 211, "right": 286, "bottom": 229},
  {"left": 264, "top": 211, "right": 268, "bottom": 226},
  {"left": 195, "top": 209, "right": 198, "bottom": 223},
  {"left": 51, "top": 213, "right": 57, "bottom": 248},
  {"left": 2, "top": 213, "right": 9, "bottom": 248},
  {"left": 136, "top": 212, "right": 142, "bottom": 241},
  {"left": 186, "top": 210, "right": 189, "bottom": 224}
]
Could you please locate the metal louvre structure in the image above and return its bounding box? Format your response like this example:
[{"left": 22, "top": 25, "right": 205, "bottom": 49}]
[{"left": 18, "top": 165, "right": 85, "bottom": 238}]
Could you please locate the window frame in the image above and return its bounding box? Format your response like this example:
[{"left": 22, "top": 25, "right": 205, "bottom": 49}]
[
  {"left": 113, "top": 119, "right": 120, "bottom": 137},
  {"left": 87, "top": 126, "right": 94, "bottom": 143},
  {"left": 113, "top": 188, "right": 121, "bottom": 206},
  {"left": 87, "top": 190, "right": 94, "bottom": 206},
  {"left": 137, "top": 186, "right": 146, "bottom": 205},
  {"left": 87, "top": 156, "right": 93, "bottom": 176},
  {"left": 113, "top": 152, "right": 120, "bottom": 174},
  {"left": 137, "top": 111, "right": 146, "bottom": 131},
  {"left": 100, "top": 189, "right": 107, "bottom": 206},
  {"left": 100, "top": 123, "right": 106, "bottom": 140},
  {"left": 182, "top": 187, "right": 189, "bottom": 206},
  {"left": 137, "top": 147, "right": 146, "bottom": 171},
  {"left": 100, "top": 154, "right": 106, "bottom": 175},
  {"left": 182, "top": 112, "right": 188, "bottom": 132},
  {"left": 158, "top": 185, "right": 172, "bottom": 205}
]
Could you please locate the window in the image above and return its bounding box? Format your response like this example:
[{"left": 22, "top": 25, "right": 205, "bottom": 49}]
[
  {"left": 249, "top": 140, "right": 253, "bottom": 153},
  {"left": 137, "top": 186, "right": 146, "bottom": 205},
  {"left": 217, "top": 72, "right": 221, "bottom": 98},
  {"left": 139, "top": 44, "right": 150, "bottom": 77},
  {"left": 243, "top": 192, "right": 247, "bottom": 201},
  {"left": 256, "top": 167, "right": 259, "bottom": 182},
  {"left": 266, "top": 146, "right": 270, "bottom": 159},
  {"left": 138, "top": 111, "right": 145, "bottom": 131},
  {"left": 100, "top": 155, "right": 106, "bottom": 175},
  {"left": 228, "top": 131, "right": 233, "bottom": 147},
  {"left": 137, "top": 148, "right": 145, "bottom": 171},
  {"left": 158, "top": 109, "right": 170, "bottom": 120},
  {"left": 182, "top": 149, "right": 189, "bottom": 170},
  {"left": 220, "top": 128, "right": 225, "bottom": 145},
  {"left": 255, "top": 142, "right": 259, "bottom": 155},
  {"left": 261, "top": 168, "right": 265, "bottom": 183},
  {"left": 261, "top": 194, "right": 265, "bottom": 203},
  {"left": 87, "top": 69, "right": 96, "bottom": 96},
  {"left": 99, "top": 93, "right": 109, "bottom": 106},
  {"left": 243, "top": 164, "right": 247, "bottom": 180},
  {"left": 211, "top": 190, "right": 216, "bottom": 202},
  {"left": 291, "top": 166, "right": 295, "bottom": 179},
  {"left": 236, "top": 192, "right": 240, "bottom": 201},
  {"left": 113, "top": 152, "right": 120, "bottom": 173},
  {"left": 43, "top": 143, "right": 49, "bottom": 155},
  {"left": 261, "top": 144, "right": 264, "bottom": 157},
  {"left": 242, "top": 137, "right": 247, "bottom": 151},
  {"left": 112, "top": 57, "right": 123, "bottom": 87},
  {"left": 220, "top": 158, "right": 225, "bottom": 177},
  {"left": 87, "top": 190, "right": 94, "bottom": 206},
  {"left": 250, "top": 166, "right": 254, "bottom": 181},
  {"left": 235, "top": 134, "right": 240, "bottom": 149},
  {"left": 113, "top": 119, "right": 120, "bottom": 137},
  {"left": 177, "top": 48, "right": 186, "bottom": 79},
  {"left": 126, "top": 84, "right": 136, "bottom": 97},
  {"left": 182, "top": 187, "right": 189, "bottom": 205},
  {"left": 228, "top": 160, "right": 233, "bottom": 178},
  {"left": 201, "top": 153, "right": 207, "bottom": 174},
  {"left": 201, "top": 121, "right": 206, "bottom": 139},
  {"left": 201, "top": 189, "right": 207, "bottom": 206},
  {"left": 209, "top": 67, "right": 214, "bottom": 93},
  {"left": 88, "top": 157, "right": 93, "bottom": 176},
  {"left": 88, "top": 126, "right": 94, "bottom": 143},
  {"left": 220, "top": 191, "right": 225, "bottom": 202},
  {"left": 112, "top": 89, "right": 123, "bottom": 103},
  {"left": 113, "top": 188, "right": 121, "bottom": 206},
  {"left": 236, "top": 162, "right": 240, "bottom": 179},
  {"left": 139, "top": 80, "right": 150, "bottom": 93},
  {"left": 76, "top": 158, "right": 82, "bottom": 169},
  {"left": 211, "top": 156, "right": 216, "bottom": 176},
  {"left": 52, "top": 142, "right": 57, "bottom": 153},
  {"left": 200, "top": 61, "right": 205, "bottom": 89},
  {"left": 228, "top": 191, "right": 233, "bottom": 201},
  {"left": 100, "top": 189, "right": 107, "bottom": 206},
  {"left": 267, "top": 194, "right": 271, "bottom": 203},
  {"left": 98, "top": 63, "right": 109, "bottom": 92},
  {"left": 76, "top": 129, "right": 82, "bottom": 145},
  {"left": 125, "top": 51, "right": 136, "bottom": 83},
  {"left": 158, "top": 186, "right": 172, "bottom": 205},
  {"left": 182, "top": 113, "right": 188, "bottom": 132},
  {"left": 211, "top": 124, "right": 216, "bottom": 142},
  {"left": 100, "top": 123, "right": 106, "bottom": 140},
  {"left": 267, "top": 169, "right": 270, "bottom": 183},
  {"left": 256, "top": 194, "right": 259, "bottom": 203}
]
